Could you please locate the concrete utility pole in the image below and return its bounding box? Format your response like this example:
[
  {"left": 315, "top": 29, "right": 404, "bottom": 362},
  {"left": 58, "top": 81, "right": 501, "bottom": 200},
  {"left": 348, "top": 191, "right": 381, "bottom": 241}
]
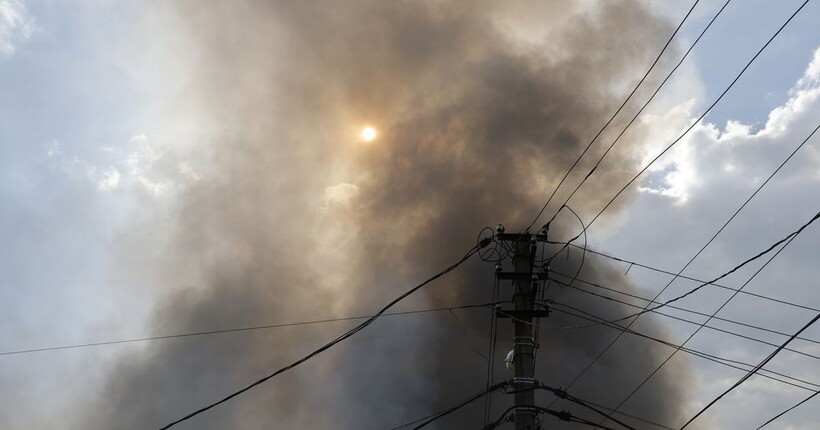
[{"left": 495, "top": 227, "right": 549, "bottom": 430}]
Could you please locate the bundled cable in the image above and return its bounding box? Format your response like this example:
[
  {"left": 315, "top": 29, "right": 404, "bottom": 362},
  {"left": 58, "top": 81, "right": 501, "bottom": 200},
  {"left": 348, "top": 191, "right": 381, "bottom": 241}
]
[{"left": 158, "top": 239, "right": 490, "bottom": 429}]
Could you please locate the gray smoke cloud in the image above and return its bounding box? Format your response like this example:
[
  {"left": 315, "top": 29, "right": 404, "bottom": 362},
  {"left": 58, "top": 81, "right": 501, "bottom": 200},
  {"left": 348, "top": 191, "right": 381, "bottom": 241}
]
[{"left": 74, "top": 1, "right": 697, "bottom": 428}]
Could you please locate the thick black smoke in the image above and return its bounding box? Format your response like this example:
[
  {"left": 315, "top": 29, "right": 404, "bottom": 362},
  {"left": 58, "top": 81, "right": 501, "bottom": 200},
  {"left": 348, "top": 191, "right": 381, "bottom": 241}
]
[{"left": 74, "top": 1, "right": 697, "bottom": 429}]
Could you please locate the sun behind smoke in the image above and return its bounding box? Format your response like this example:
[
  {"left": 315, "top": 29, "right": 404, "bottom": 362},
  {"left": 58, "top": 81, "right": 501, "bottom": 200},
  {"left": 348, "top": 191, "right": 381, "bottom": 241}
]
[{"left": 361, "top": 126, "right": 377, "bottom": 142}]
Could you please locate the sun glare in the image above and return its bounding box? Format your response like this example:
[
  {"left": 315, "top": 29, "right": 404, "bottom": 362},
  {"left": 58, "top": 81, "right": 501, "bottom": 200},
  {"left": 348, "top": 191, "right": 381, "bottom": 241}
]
[{"left": 361, "top": 126, "right": 377, "bottom": 142}]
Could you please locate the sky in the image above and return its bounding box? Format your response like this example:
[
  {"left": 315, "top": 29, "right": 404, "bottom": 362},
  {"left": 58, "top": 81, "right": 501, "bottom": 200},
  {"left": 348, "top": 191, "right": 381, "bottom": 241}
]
[{"left": 0, "top": 0, "right": 819, "bottom": 429}]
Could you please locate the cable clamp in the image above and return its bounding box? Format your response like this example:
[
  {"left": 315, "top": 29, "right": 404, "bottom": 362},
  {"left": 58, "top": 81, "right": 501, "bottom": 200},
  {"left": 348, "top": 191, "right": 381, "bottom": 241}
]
[
  {"left": 513, "top": 336, "right": 536, "bottom": 346},
  {"left": 513, "top": 406, "right": 539, "bottom": 417},
  {"left": 509, "top": 377, "right": 538, "bottom": 386}
]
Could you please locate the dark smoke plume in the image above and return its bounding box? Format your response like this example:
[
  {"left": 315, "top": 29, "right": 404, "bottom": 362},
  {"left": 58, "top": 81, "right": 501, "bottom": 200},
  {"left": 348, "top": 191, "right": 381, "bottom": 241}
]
[{"left": 74, "top": 1, "right": 698, "bottom": 428}]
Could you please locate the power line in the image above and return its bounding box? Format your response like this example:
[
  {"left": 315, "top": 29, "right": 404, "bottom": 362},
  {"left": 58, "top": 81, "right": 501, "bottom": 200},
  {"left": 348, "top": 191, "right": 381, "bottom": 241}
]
[
  {"left": 755, "top": 390, "right": 820, "bottom": 429},
  {"left": 482, "top": 277, "right": 501, "bottom": 425},
  {"left": 545, "top": 210, "right": 820, "bottom": 330},
  {"left": 403, "top": 381, "right": 509, "bottom": 429},
  {"left": 157, "top": 241, "right": 488, "bottom": 430},
  {"left": 537, "top": 385, "right": 637, "bottom": 430},
  {"left": 552, "top": 270, "right": 820, "bottom": 350},
  {"left": 595, "top": 222, "right": 815, "bottom": 427},
  {"left": 559, "top": 116, "right": 820, "bottom": 415},
  {"left": 525, "top": 0, "right": 703, "bottom": 232},
  {"left": 679, "top": 312, "right": 820, "bottom": 429},
  {"left": 543, "top": 411, "right": 622, "bottom": 430},
  {"left": 551, "top": 275, "right": 820, "bottom": 362},
  {"left": 549, "top": 303, "right": 820, "bottom": 392},
  {"left": 388, "top": 384, "right": 504, "bottom": 430},
  {"left": 577, "top": 398, "right": 678, "bottom": 430},
  {"left": 567, "top": 244, "right": 820, "bottom": 314},
  {"left": 545, "top": 0, "right": 732, "bottom": 227},
  {"left": 555, "top": 0, "right": 810, "bottom": 231},
  {"left": 0, "top": 303, "right": 495, "bottom": 358},
  {"left": 486, "top": 385, "right": 640, "bottom": 430},
  {"left": 572, "top": 116, "right": 820, "bottom": 420}
]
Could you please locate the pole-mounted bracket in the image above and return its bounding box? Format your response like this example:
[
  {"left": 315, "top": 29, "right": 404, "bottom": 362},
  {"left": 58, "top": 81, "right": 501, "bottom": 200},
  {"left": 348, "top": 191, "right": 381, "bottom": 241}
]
[
  {"left": 509, "top": 377, "right": 538, "bottom": 386},
  {"left": 496, "top": 272, "right": 549, "bottom": 280},
  {"left": 497, "top": 309, "right": 550, "bottom": 319}
]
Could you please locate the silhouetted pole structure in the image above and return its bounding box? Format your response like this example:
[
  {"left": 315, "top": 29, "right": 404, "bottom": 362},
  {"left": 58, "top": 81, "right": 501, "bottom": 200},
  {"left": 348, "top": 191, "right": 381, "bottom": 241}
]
[
  {"left": 513, "top": 235, "right": 537, "bottom": 429},
  {"left": 495, "top": 227, "right": 548, "bottom": 430}
]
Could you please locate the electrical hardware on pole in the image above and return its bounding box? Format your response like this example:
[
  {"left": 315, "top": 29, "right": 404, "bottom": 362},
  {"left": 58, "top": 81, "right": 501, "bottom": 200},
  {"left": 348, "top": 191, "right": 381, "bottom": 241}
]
[{"left": 490, "top": 223, "right": 551, "bottom": 429}]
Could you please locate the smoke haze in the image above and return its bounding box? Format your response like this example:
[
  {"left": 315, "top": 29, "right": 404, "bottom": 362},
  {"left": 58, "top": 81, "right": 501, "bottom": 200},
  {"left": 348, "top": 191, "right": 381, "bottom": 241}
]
[{"left": 74, "top": 1, "right": 698, "bottom": 428}]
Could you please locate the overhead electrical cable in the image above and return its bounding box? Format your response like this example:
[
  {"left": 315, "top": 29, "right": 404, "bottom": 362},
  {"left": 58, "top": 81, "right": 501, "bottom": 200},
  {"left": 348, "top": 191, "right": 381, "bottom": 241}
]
[
  {"left": 550, "top": 0, "right": 809, "bottom": 231},
  {"left": 0, "top": 303, "right": 497, "bottom": 358},
  {"left": 524, "top": 0, "right": 703, "bottom": 232},
  {"left": 548, "top": 210, "right": 820, "bottom": 330},
  {"left": 551, "top": 271, "right": 820, "bottom": 351},
  {"left": 157, "top": 241, "right": 490, "bottom": 430},
  {"left": 535, "top": 407, "right": 625, "bottom": 430},
  {"left": 577, "top": 398, "right": 678, "bottom": 430},
  {"left": 388, "top": 383, "right": 507, "bottom": 430},
  {"left": 483, "top": 277, "right": 502, "bottom": 425},
  {"left": 551, "top": 275, "right": 820, "bottom": 362},
  {"left": 485, "top": 405, "right": 626, "bottom": 430},
  {"left": 596, "top": 224, "right": 816, "bottom": 427},
  {"left": 540, "top": 389, "right": 637, "bottom": 430},
  {"left": 547, "top": 208, "right": 820, "bottom": 417},
  {"left": 406, "top": 381, "right": 509, "bottom": 429},
  {"left": 544, "top": 0, "right": 733, "bottom": 228},
  {"left": 549, "top": 303, "right": 820, "bottom": 392},
  {"left": 755, "top": 390, "right": 820, "bottom": 429},
  {"left": 566, "top": 244, "right": 820, "bottom": 314},
  {"left": 679, "top": 312, "right": 820, "bottom": 429}
]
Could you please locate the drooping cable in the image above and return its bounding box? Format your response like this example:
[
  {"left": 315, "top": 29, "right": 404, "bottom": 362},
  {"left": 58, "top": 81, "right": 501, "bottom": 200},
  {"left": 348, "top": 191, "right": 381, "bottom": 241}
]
[
  {"left": 679, "top": 312, "right": 820, "bottom": 429},
  {"left": 158, "top": 241, "right": 489, "bottom": 429},
  {"left": 482, "top": 276, "right": 501, "bottom": 425},
  {"left": 596, "top": 223, "right": 818, "bottom": 427},
  {"left": 548, "top": 302, "right": 820, "bottom": 392},
  {"left": 549, "top": 0, "right": 809, "bottom": 230},
  {"left": 565, "top": 244, "right": 820, "bottom": 314},
  {"left": 525, "top": 0, "right": 703, "bottom": 232},
  {"left": 390, "top": 383, "right": 506, "bottom": 430},
  {"left": 576, "top": 398, "right": 678, "bottom": 430},
  {"left": 551, "top": 274, "right": 820, "bottom": 362},
  {"left": 537, "top": 385, "right": 637, "bottom": 430},
  {"left": 755, "top": 390, "right": 820, "bottom": 429},
  {"left": 406, "top": 381, "right": 509, "bottom": 429},
  {"left": 544, "top": 0, "right": 733, "bottom": 227},
  {"left": 0, "top": 303, "right": 496, "bottom": 358},
  {"left": 544, "top": 211, "right": 820, "bottom": 329}
]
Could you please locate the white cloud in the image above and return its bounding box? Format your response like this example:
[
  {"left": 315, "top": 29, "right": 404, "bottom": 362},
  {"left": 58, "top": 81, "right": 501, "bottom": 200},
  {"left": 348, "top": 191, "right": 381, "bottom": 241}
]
[
  {"left": 0, "top": 0, "right": 34, "bottom": 56},
  {"left": 48, "top": 134, "right": 201, "bottom": 197},
  {"left": 599, "top": 45, "right": 820, "bottom": 430},
  {"left": 97, "top": 168, "right": 121, "bottom": 191},
  {"left": 635, "top": 46, "right": 820, "bottom": 205}
]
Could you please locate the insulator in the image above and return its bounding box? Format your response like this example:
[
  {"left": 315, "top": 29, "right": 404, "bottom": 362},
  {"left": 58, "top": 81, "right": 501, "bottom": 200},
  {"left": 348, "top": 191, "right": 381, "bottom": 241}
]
[
  {"left": 496, "top": 223, "right": 505, "bottom": 234},
  {"left": 495, "top": 264, "right": 503, "bottom": 273},
  {"left": 530, "top": 235, "right": 538, "bottom": 245}
]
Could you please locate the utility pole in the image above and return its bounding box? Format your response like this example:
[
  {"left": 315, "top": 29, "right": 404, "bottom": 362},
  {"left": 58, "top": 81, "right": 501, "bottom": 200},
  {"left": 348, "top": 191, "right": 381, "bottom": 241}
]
[{"left": 494, "top": 225, "right": 549, "bottom": 430}]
